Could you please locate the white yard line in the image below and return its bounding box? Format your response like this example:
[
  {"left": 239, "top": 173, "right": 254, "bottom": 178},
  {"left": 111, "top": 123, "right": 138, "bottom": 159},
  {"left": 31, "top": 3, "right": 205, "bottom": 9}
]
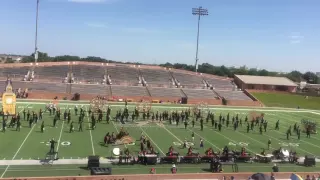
[
  {"left": 188, "top": 128, "right": 223, "bottom": 151},
  {"left": 159, "top": 123, "right": 223, "bottom": 151},
  {"left": 193, "top": 120, "right": 255, "bottom": 153},
  {"left": 85, "top": 105, "right": 95, "bottom": 155},
  {"left": 0, "top": 104, "right": 33, "bottom": 178},
  {"left": 157, "top": 124, "right": 183, "bottom": 143},
  {"left": 55, "top": 104, "right": 68, "bottom": 156},
  {"left": 140, "top": 127, "right": 165, "bottom": 156},
  {"left": 55, "top": 121, "right": 65, "bottom": 155},
  {"left": 262, "top": 114, "right": 320, "bottom": 154}
]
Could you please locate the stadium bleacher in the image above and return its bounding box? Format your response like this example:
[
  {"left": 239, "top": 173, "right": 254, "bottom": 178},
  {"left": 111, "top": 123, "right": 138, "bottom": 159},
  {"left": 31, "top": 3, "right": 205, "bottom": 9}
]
[
  {"left": 111, "top": 85, "right": 148, "bottom": 97},
  {"left": 0, "top": 63, "right": 257, "bottom": 105},
  {"left": 72, "top": 65, "right": 105, "bottom": 83},
  {"left": 71, "top": 84, "right": 110, "bottom": 95},
  {"left": 215, "top": 90, "right": 252, "bottom": 101},
  {"left": 34, "top": 65, "right": 68, "bottom": 82},
  {"left": 182, "top": 88, "right": 218, "bottom": 99},
  {"left": 140, "top": 68, "right": 172, "bottom": 87},
  {"left": 107, "top": 65, "right": 139, "bottom": 86},
  {"left": 171, "top": 71, "right": 206, "bottom": 88},
  {"left": 148, "top": 87, "right": 183, "bottom": 98},
  {"left": 12, "top": 81, "right": 67, "bottom": 93},
  {"left": 205, "top": 77, "right": 234, "bottom": 90},
  {"left": 0, "top": 67, "right": 27, "bottom": 80}
]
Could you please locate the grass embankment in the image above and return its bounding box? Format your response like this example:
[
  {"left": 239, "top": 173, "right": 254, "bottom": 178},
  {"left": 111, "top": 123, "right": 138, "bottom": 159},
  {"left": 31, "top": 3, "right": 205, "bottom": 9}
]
[{"left": 251, "top": 92, "right": 320, "bottom": 110}]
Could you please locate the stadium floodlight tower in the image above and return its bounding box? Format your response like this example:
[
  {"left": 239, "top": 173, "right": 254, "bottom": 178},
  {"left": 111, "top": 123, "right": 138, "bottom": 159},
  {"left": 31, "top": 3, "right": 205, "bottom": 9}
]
[
  {"left": 192, "top": 6, "right": 208, "bottom": 73},
  {"left": 34, "top": 0, "right": 40, "bottom": 64}
]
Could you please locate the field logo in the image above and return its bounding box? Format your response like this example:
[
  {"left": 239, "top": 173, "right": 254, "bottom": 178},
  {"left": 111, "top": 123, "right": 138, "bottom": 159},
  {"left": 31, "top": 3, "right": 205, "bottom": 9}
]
[
  {"left": 278, "top": 142, "right": 299, "bottom": 147},
  {"left": 228, "top": 142, "right": 249, "bottom": 146}
]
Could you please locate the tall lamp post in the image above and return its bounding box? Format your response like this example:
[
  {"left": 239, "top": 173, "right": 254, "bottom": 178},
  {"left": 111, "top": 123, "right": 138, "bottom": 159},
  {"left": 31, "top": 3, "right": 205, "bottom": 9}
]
[
  {"left": 192, "top": 6, "right": 208, "bottom": 73},
  {"left": 34, "top": 0, "right": 40, "bottom": 64}
]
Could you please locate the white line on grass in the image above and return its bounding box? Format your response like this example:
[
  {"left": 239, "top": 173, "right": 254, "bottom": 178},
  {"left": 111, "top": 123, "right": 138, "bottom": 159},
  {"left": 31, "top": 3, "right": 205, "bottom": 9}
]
[
  {"left": 139, "top": 127, "right": 165, "bottom": 156},
  {"left": 193, "top": 121, "right": 256, "bottom": 153},
  {"left": 157, "top": 124, "right": 183, "bottom": 144},
  {"left": 85, "top": 105, "right": 95, "bottom": 155},
  {"left": 55, "top": 121, "right": 65, "bottom": 157},
  {"left": 1, "top": 104, "right": 34, "bottom": 178},
  {"left": 55, "top": 104, "right": 68, "bottom": 158},
  {"left": 274, "top": 113, "right": 320, "bottom": 148},
  {"left": 186, "top": 128, "right": 222, "bottom": 151},
  {"left": 260, "top": 114, "right": 320, "bottom": 154}
]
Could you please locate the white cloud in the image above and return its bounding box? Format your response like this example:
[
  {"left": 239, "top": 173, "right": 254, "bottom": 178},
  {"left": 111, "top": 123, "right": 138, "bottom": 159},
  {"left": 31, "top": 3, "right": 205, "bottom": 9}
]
[
  {"left": 86, "top": 23, "right": 107, "bottom": 28},
  {"left": 68, "top": 0, "right": 117, "bottom": 3},
  {"left": 289, "top": 32, "right": 304, "bottom": 44},
  {"left": 290, "top": 40, "right": 301, "bottom": 44}
]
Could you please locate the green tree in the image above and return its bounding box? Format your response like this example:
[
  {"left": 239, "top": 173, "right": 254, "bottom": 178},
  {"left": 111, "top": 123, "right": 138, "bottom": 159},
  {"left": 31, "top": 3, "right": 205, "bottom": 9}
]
[{"left": 5, "top": 58, "right": 14, "bottom": 63}]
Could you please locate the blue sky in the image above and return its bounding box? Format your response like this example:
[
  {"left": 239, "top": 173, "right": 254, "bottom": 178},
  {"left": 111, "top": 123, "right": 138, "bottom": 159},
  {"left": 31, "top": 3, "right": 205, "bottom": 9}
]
[{"left": 0, "top": 0, "right": 319, "bottom": 72}]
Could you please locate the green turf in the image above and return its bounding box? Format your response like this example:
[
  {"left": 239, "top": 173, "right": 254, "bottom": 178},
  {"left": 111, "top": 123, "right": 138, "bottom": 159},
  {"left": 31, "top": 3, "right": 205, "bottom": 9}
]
[
  {"left": 1, "top": 101, "right": 320, "bottom": 178},
  {"left": 251, "top": 92, "right": 320, "bottom": 110}
]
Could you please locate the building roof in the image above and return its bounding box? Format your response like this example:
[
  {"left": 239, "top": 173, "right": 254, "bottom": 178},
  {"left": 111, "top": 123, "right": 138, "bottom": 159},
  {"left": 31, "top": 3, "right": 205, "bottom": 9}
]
[{"left": 235, "top": 75, "right": 297, "bottom": 86}]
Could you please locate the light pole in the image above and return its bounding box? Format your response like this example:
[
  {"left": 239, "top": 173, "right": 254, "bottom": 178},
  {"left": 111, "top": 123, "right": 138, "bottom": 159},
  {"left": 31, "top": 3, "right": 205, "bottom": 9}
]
[
  {"left": 34, "top": 0, "right": 40, "bottom": 64},
  {"left": 192, "top": 6, "right": 208, "bottom": 73}
]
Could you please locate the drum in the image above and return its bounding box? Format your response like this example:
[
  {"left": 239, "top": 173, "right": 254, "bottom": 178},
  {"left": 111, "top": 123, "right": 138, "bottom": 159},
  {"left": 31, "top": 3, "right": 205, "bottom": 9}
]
[{"left": 113, "top": 148, "right": 120, "bottom": 156}]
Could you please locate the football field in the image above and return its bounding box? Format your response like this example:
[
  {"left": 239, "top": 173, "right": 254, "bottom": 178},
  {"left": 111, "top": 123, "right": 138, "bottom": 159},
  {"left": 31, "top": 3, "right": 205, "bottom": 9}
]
[{"left": 1, "top": 101, "right": 320, "bottom": 178}]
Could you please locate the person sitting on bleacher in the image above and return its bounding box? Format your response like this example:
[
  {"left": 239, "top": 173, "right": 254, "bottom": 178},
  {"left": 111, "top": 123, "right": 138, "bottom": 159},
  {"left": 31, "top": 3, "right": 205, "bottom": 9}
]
[{"left": 260, "top": 148, "right": 266, "bottom": 156}]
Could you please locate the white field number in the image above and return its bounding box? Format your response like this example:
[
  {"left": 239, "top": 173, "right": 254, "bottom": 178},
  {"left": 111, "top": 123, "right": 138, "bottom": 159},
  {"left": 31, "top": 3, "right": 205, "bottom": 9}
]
[
  {"left": 228, "top": 142, "right": 249, "bottom": 146},
  {"left": 42, "top": 141, "right": 71, "bottom": 146},
  {"left": 278, "top": 142, "right": 299, "bottom": 147},
  {"left": 173, "top": 142, "right": 194, "bottom": 147}
]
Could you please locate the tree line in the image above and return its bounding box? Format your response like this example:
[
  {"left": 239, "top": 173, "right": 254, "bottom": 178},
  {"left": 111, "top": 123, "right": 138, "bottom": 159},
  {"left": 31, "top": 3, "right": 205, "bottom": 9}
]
[{"left": 19, "top": 51, "right": 319, "bottom": 84}]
